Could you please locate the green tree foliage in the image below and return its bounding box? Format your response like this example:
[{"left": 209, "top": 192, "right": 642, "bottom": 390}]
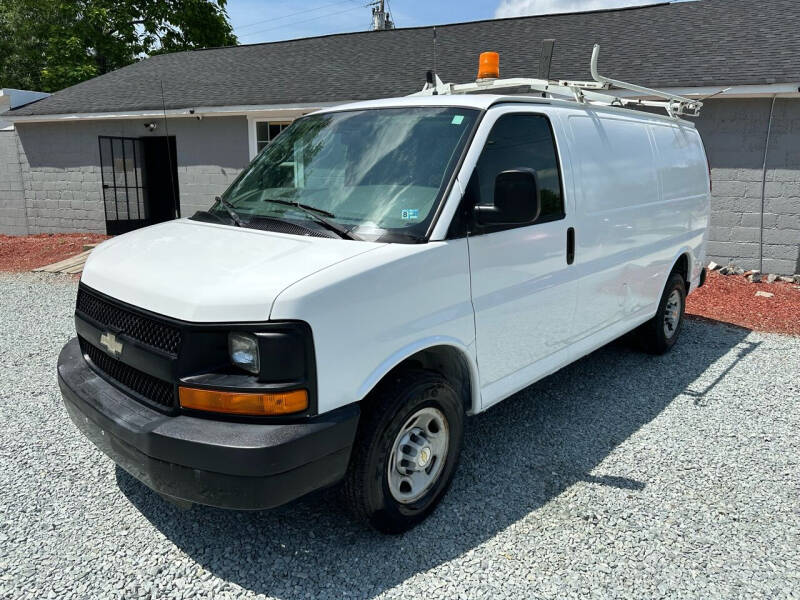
[{"left": 0, "top": 0, "right": 237, "bottom": 92}]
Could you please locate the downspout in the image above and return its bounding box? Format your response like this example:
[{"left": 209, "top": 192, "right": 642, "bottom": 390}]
[{"left": 758, "top": 95, "right": 777, "bottom": 273}]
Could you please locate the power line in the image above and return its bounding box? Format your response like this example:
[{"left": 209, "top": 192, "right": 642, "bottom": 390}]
[
  {"left": 236, "top": 0, "right": 363, "bottom": 32},
  {"left": 238, "top": 4, "right": 367, "bottom": 40}
]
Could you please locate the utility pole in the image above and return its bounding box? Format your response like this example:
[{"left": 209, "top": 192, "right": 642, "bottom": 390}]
[{"left": 371, "top": 0, "right": 394, "bottom": 30}]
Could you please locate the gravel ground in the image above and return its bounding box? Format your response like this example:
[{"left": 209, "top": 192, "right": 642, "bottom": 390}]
[{"left": 1, "top": 272, "right": 798, "bottom": 600}]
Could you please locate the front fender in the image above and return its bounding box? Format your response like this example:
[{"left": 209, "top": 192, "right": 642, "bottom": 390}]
[{"left": 357, "top": 337, "right": 481, "bottom": 415}]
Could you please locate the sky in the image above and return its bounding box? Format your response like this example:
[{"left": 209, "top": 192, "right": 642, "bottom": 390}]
[{"left": 228, "top": 0, "right": 666, "bottom": 45}]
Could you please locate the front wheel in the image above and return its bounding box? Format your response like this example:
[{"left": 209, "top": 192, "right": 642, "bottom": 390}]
[
  {"left": 637, "top": 272, "right": 687, "bottom": 354},
  {"left": 341, "top": 370, "right": 464, "bottom": 534}
]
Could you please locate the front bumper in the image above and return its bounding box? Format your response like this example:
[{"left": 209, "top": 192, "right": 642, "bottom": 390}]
[{"left": 57, "top": 338, "right": 359, "bottom": 509}]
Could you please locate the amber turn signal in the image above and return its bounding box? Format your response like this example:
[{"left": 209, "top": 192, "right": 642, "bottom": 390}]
[
  {"left": 179, "top": 387, "right": 308, "bottom": 416},
  {"left": 477, "top": 51, "right": 500, "bottom": 79}
]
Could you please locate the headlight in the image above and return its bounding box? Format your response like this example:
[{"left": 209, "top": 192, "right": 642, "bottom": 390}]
[{"left": 229, "top": 332, "right": 260, "bottom": 374}]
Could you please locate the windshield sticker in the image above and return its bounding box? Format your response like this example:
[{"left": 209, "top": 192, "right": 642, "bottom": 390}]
[
  {"left": 401, "top": 209, "right": 420, "bottom": 220},
  {"left": 451, "top": 115, "right": 465, "bottom": 125}
]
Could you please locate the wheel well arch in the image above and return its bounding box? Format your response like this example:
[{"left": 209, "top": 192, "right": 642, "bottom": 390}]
[
  {"left": 672, "top": 252, "right": 690, "bottom": 286},
  {"left": 358, "top": 343, "right": 480, "bottom": 415}
]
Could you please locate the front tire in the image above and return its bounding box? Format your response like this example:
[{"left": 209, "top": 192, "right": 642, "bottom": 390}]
[
  {"left": 637, "top": 272, "right": 686, "bottom": 354},
  {"left": 341, "top": 369, "right": 464, "bottom": 534}
]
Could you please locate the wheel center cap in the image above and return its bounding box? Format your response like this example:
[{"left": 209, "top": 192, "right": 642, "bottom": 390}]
[{"left": 417, "top": 447, "right": 431, "bottom": 467}]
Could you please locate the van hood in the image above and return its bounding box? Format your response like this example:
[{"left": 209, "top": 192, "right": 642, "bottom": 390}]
[{"left": 80, "top": 219, "right": 383, "bottom": 322}]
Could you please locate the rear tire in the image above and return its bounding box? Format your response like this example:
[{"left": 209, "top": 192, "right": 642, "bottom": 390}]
[
  {"left": 637, "top": 272, "right": 686, "bottom": 355},
  {"left": 341, "top": 369, "right": 464, "bottom": 534}
]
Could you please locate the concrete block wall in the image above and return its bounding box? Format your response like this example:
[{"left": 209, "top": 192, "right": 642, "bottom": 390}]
[
  {"left": 13, "top": 116, "right": 249, "bottom": 234},
  {"left": 177, "top": 165, "right": 243, "bottom": 218},
  {"left": 0, "top": 130, "right": 28, "bottom": 235},
  {"left": 21, "top": 165, "right": 107, "bottom": 234},
  {"left": 169, "top": 116, "right": 248, "bottom": 218},
  {"left": 15, "top": 126, "right": 106, "bottom": 233},
  {"left": 696, "top": 98, "right": 800, "bottom": 275}
]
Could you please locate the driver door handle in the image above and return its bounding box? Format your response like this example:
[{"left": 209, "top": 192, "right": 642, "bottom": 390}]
[{"left": 567, "top": 227, "right": 575, "bottom": 265}]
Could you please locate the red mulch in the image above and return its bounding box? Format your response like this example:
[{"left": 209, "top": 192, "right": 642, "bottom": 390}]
[
  {"left": 0, "top": 233, "right": 110, "bottom": 272},
  {"left": 686, "top": 270, "right": 800, "bottom": 335}
]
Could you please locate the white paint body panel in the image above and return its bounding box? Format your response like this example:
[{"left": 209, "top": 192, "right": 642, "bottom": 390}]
[
  {"left": 565, "top": 110, "right": 709, "bottom": 340},
  {"left": 81, "top": 95, "right": 710, "bottom": 417},
  {"left": 457, "top": 105, "right": 579, "bottom": 408},
  {"left": 81, "top": 219, "right": 382, "bottom": 322},
  {"left": 270, "top": 241, "right": 477, "bottom": 414}
]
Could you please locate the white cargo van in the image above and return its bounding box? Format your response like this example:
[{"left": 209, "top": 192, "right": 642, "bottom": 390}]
[{"left": 58, "top": 51, "right": 710, "bottom": 533}]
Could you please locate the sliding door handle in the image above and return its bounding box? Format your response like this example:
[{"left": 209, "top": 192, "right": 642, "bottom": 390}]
[{"left": 566, "top": 227, "right": 575, "bottom": 265}]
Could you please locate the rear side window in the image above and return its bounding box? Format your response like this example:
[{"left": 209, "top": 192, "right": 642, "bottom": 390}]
[{"left": 471, "top": 113, "right": 565, "bottom": 226}]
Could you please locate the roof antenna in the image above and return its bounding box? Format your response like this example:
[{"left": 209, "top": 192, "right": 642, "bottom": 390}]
[
  {"left": 432, "top": 27, "right": 438, "bottom": 95},
  {"left": 160, "top": 80, "right": 179, "bottom": 219},
  {"left": 539, "top": 39, "right": 555, "bottom": 80},
  {"left": 697, "top": 87, "right": 731, "bottom": 102},
  {"left": 538, "top": 39, "right": 555, "bottom": 98}
]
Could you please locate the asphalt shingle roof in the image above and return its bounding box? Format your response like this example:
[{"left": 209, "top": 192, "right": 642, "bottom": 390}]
[{"left": 8, "top": 0, "right": 800, "bottom": 117}]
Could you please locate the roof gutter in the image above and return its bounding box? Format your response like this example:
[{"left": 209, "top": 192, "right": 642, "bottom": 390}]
[
  {"left": 1, "top": 101, "right": 352, "bottom": 124},
  {"left": 4, "top": 83, "right": 800, "bottom": 123}
]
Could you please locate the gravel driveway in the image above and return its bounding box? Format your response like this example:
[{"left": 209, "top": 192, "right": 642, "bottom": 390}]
[{"left": 1, "top": 272, "right": 798, "bottom": 600}]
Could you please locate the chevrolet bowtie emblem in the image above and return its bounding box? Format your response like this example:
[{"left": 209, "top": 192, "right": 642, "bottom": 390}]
[{"left": 99, "top": 331, "right": 123, "bottom": 358}]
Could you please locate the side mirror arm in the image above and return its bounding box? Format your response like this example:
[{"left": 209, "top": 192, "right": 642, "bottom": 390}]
[{"left": 473, "top": 204, "right": 500, "bottom": 225}]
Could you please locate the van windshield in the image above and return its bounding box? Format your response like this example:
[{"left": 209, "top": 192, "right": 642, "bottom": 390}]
[{"left": 209, "top": 107, "right": 479, "bottom": 242}]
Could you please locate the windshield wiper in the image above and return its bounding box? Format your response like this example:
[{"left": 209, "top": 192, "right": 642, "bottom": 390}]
[
  {"left": 214, "top": 196, "right": 244, "bottom": 227},
  {"left": 262, "top": 197, "right": 361, "bottom": 241}
]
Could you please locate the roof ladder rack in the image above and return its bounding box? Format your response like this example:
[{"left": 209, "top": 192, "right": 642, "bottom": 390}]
[{"left": 411, "top": 44, "right": 703, "bottom": 119}]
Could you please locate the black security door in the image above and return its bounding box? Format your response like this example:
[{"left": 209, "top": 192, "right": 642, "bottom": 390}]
[{"left": 99, "top": 136, "right": 148, "bottom": 234}]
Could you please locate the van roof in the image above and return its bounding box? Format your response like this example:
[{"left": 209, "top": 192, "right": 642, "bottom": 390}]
[{"left": 316, "top": 94, "right": 697, "bottom": 126}]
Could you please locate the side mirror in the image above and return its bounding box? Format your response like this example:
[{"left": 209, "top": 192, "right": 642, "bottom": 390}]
[{"left": 474, "top": 169, "right": 541, "bottom": 226}]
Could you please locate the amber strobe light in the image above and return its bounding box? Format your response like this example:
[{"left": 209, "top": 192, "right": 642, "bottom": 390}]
[
  {"left": 477, "top": 52, "right": 500, "bottom": 79},
  {"left": 179, "top": 387, "right": 308, "bottom": 416}
]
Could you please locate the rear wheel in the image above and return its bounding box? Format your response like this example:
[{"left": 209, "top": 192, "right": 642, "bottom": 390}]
[
  {"left": 637, "top": 272, "right": 686, "bottom": 354},
  {"left": 341, "top": 369, "right": 464, "bottom": 534}
]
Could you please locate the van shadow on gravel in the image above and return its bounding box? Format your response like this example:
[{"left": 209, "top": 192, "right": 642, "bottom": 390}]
[{"left": 117, "top": 318, "right": 752, "bottom": 600}]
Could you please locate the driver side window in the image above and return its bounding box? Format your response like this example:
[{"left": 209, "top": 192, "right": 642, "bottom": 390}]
[{"left": 460, "top": 113, "right": 564, "bottom": 235}]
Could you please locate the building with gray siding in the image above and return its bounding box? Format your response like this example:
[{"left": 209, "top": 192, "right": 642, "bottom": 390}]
[{"left": 1, "top": 0, "right": 798, "bottom": 273}]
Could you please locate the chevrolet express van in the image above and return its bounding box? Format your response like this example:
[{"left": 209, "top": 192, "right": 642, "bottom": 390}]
[{"left": 58, "top": 92, "right": 710, "bottom": 533}]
